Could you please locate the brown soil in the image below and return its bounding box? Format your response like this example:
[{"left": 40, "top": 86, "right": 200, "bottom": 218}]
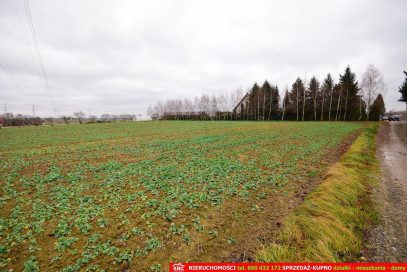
[
  {"left": 364, "top": 122, "right": 407, "bottom": 262},
  {"left": 0, "top": 123, "right": 368, "bottom": 271}
]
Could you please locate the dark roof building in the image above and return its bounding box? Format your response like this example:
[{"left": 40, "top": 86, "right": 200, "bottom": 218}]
[
  {"left": 232, "top": 93, "right": 250, "bottom": 114},
  {"left": 162, "top": 111, "right": 209, "bottom": 120}
]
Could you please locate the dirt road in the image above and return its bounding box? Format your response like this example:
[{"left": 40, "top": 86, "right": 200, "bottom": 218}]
[{"left": 365, "top": 121, "right": 407, "bottom": 262}]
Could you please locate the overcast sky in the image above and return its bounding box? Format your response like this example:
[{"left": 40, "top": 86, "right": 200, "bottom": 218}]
[{"left": 1, "top": 0, "right": 406, "bottom": 117}]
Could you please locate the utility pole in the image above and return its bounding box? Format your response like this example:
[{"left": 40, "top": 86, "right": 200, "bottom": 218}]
[
  {"left": 4, "top": 103, "right": 7, "bottom": 114},
  {"left": 32, "top": 105, "right": 35, "bottom": 116}
]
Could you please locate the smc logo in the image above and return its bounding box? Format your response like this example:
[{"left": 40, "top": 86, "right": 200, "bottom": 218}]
[{"left": 172, "top": 263, "right": 185, "bottom": 271}]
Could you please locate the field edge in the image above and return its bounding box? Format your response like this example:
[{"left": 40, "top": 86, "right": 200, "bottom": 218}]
[{"left": 256, "top": 124, "right": 380, "bottom": 263}]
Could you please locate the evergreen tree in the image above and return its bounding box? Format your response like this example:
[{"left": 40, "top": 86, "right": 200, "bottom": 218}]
[
  {"left": 369, "top": 94, "right": 385, "bottom": 121},
  {"left": 249, "top": 83, "right": 260, "bottom": 120},
  {"left": 308, "top": 76, "right": 320, "bottom": 121},
  {"left": 339, "top": 66, "right": 360, "bottom": 121},
  {"left": 271, "top": 85, "right": 280, "bottom": 120},
  {"left": 281, "top": 89, "right": 289, "bottom": 120},
  {"left": 398, "top": 71, "right": 407, "bottom": 104},
  {"left": 321, "top": 74, "right": 334, "bottom": 121},
  {"left": 261, "top": 81, "right": 273, "bottom": 120},
  {"left": 289, "top": 78, "right": 305, "bottom": 121}
]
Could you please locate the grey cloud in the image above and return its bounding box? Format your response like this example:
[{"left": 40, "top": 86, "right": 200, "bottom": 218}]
[{"left": 1, "top": 0, "right": 406, "bottom": 116}]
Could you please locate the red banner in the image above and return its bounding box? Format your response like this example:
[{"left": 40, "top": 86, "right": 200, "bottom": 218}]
[{"left": 170, "top": 263, "right": 407, "bottom": 272}]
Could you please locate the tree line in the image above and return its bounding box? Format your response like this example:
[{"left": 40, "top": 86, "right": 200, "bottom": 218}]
[
  {"left": 0, "top": 65, "right": 395, "bottom": 128},
  {"left": 146, "top": 90, "right": 244, "bottom": 120},
  {"left": 0, "top": 113, "right": 42, "bottom": 127},
  {"left": 282, "top": 66, "right": 364, "bottom": 121},
  {"left": 0, "top": 112, "right": 137, "bottom": 127},
  {"left": 148, "top": 65, "right": 388, "bottom": 121}
]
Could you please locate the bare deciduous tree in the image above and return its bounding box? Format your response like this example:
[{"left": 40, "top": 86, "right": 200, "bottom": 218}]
[
  {"left": 101, "top": 114, "right": 110, "bottom": 121},
  {"left": 146, "top": 106, "right": 155, "bottom": 119},
  {"left": 335, "top": 84, "right": 342, "bottom": 121},
  {"left": 89, "top": 115, "right": 97, "bottom": 122},
  {"left": 231, "top": 88, "right": 243, "bottom": 120},
  {"left": 199, "top": 94, "right": 210, "bottom": 115},
  {"left": 119, "top": 114, "right": 132, "bottom": 121},
  {"left": 45, "top": 117, "right": 54, "bottom": 126},
  {"left": 361, "top": 64, "right": 387, "bottom": 120},
  {"left": 183, "top": 98, "right": 194, "bottom": 119},
  {"left": 73, "top": 111, "right": 85, "bottom": 124},
  {"left": 60, "top": 115, "right": 71, "bottom": 124},
  {"left": 210, "top": 95, "right": 218, "bottom": 117}
]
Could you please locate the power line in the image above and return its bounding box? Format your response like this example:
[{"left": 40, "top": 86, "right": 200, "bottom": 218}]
[
  {"left": 23, "top": 0, "right": 57, "bottom": 116},
  {"left": 0, "top": 63, "right": 33, "bottom": 102},
  {"left": 9, "top": 0, "right": 42, "bottom": 76}
]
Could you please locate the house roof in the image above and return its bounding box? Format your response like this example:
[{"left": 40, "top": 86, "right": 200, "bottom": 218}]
[{"left": 232, "top": 92, "right": 249, "bottom": 112}]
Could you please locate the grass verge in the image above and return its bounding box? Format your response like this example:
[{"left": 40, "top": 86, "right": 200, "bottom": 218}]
[{"left": 257, "top": 124, "right": 380, "bottom": 262}]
